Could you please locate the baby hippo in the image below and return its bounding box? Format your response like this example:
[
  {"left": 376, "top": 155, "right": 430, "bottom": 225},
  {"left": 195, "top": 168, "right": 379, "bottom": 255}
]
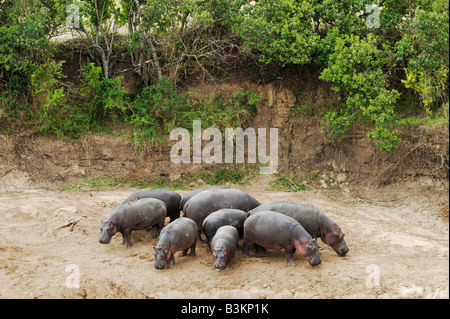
[
  {"left": 210, "top": 226, "right": 239, "bottom": 271},
  {"left": 202, "top": 208, "right": 247, "bottom": 248},
  {"left": 99, "top": 198, "right": 166, "bottom": 248},
  {"left": 154, "top": 217, "right": 197, "bottom": 269}
]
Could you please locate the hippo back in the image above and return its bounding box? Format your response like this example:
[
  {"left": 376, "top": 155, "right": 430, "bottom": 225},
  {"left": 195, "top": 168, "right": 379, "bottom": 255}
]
[
  {"left": 184, "top": 189, "right": 261, "bottom": 228},
  {"left": 180, "top": 186, "right": 230, "bottom": 212},
  {"left": 122, "top": 189, "right": 181, "bottom": 221},
  {"left": 248, "top": 200, "right": 328, "bottom": 238}
]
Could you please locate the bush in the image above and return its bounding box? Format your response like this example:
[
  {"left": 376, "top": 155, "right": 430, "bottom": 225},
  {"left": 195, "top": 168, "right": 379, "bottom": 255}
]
[
  {"left": 319, "top": 33, "right": 401, "bottom": 152},
  {"left": 128, "top": 77, "right": 259, "bottom": 143},
  {"left": 30, "top": 61, "right": 129, "bottom": 138},
  {"left": 74, "top": 62, "right": 128, "bottom": 125},
  {"left": 233, "top": 0, "right": 319, "bottom": 66}
]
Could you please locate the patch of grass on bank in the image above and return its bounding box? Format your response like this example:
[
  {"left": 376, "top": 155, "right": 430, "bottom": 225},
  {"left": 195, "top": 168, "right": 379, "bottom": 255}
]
[
  {"left": 398, "top": 102, "right": 449, "bottom": 134},
  {"left": 269, "top": 172, "right": 309, "bottom": 192},
  {"left": 192, "top": 165, "right": 259, "bottom": 186},
  {"left": 60, "top": 174, "right": 186, "bottom": 191}
]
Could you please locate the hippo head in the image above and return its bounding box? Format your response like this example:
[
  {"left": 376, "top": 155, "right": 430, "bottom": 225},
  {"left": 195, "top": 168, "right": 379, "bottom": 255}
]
[
  {"left": 294, "top": 238, "right": 321, "bottom": 266},
  {"left": 321, "top": 225, "right": 349, "bottom": 256},
  {"left": 154, "top": 246, "right": 171, "bottom": 269},
  {"left": 99, "top": 220, "right": 118, "bottom": 244},
  {"left": 212, "top": 248, "right": 228, "bottom": 271}
]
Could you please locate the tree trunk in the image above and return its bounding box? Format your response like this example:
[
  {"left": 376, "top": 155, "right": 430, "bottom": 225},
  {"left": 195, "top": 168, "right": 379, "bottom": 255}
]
[{"left": 133, "top": 0, "right": 163, "bottom": 81}]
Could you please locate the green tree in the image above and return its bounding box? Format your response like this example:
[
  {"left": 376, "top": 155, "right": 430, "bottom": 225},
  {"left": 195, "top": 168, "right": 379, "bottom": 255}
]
[
  {"left": 0, "top": 0, "right": 63, "bottom": 93},
  {"left": 68, "top": 0, "right": 124, "bottom": 79},
  {"left": 395, "top": 0, "right": 449, "bottom": 110},
  {"left": 233, "top": 0, "right": 319, "bottom": 66},
  {"left": 319, "top": 33, "right": 401, "bottom": 152}
]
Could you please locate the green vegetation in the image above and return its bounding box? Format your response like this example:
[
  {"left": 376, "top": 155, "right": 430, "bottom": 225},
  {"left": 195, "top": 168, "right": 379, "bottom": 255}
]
[
  {"left": 0, "top": 0, "right": 448, "bottom": 153},
  {"left": 269, "top": 172, "right": 309, "bottom": 192},
  {"left": 128, "top": 77, "right": 258, "bottom": 143},
  {"left": 195, "top": 165, "right": 258, "bottom": 186}
]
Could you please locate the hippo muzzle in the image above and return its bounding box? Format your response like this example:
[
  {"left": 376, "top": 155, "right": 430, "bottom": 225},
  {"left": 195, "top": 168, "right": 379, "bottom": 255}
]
[
  {"left": 99, "top": 229, "right": 112, "bottom": 244},
  {"left": 333, "top": 240, "right": 349, "bottom": 256},
  {"left": 154, "top": 247, "right": 169, "bottom": 269},
  {"left": 213, "top": 250, "right": 226, "bottom": 270},
  {"left": 307, "top": 253, "right": 322, "bottom": 266}
]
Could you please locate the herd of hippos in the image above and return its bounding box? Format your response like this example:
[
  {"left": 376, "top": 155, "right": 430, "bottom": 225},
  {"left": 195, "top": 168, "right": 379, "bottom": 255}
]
[{"left": 98, "top": 187, "right": 349, "bottom": 270}]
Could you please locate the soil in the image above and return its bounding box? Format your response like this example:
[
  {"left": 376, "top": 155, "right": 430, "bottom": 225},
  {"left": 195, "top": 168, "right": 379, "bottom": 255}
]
[{"left": 0, "top": 176, "right": 448, "bottom": 299}]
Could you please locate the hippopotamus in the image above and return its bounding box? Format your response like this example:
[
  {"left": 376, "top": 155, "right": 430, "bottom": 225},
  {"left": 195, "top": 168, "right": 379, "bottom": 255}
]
[
  {"left": 180, "top": 186, "right": 230, "bottom": 212},
  {"left": 248, "top": 200, "right": 349, "bottom": 256},
  {"left": 202, "top": 208, "right": 248, "bottom": 247},
  {"left": 99, "top": 198, "right": 166, "bottom": 248},
  {"left": 243, "top": 211, "right": 321, "bottom": 266},
  {"left": 154, "top": 217, "right": 197, "bottom": 269},
  {"left": 183, "top": 188, "right": 261, "bottom": 241},
  {"left": 210, "top": 225, "right": 239, "bottom": 271},
  {"left": 121, "top": 189, "right": 181, "bottom": 222}
]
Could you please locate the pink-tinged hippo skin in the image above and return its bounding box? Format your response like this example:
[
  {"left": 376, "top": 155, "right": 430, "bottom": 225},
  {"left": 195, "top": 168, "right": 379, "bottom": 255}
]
[
  {"left": 154, "top": 217, "right": 197, "bottom": 269},
  {"left": 210, "top": 225, "right": 239, "bottom": 271},
  {"left": 183, "top": 189, "right": 261, "bottom": 241},
  {"left": 99, "top": 198, "right": 166, "bottom": 248},
  {"left": 202, "top": 208, "right": 248, "bottom": 247},
  {"left": 122, "top": 189, "right": 181, "bottom": 223},
  {"left": 248, "top": 201, "right": 349, "bottom": 256},
  {"left": 243, "top": 211, "right": 321, "bottom": 267}
]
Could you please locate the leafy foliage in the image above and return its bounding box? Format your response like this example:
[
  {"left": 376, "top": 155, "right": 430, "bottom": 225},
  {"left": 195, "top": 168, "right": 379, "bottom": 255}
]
[
  {"left": 234, "top": 0, "right": 319, "bottom": 66},
  {"left": 128, "top": 77, "right": 259, "bottom": 143},
  {"left": 319, "top": 34, "right": 401, "bottom": 151},
  {"left": 0, "top": 0, "right": 448, "bottom": 153}
]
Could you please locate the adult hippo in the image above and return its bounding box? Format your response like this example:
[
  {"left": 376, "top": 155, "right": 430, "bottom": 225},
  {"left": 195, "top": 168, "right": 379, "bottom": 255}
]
[
  {"left": 121, "top": 189, "right": 181, "bottom": 223},
  {"left": 248, "top": 200, "right": 348, "bottom": 256},
  {"left": 243, "top": 211, "right": 321, "bottom": 266},
  {"left": 180, "top": 186, "right": 230, "bottom": 213},
  {"left": 183, "top": 188, "right": 261, "bottom": 241},
  {"left": 99, "top": 198, "right": 166, "bottom": 248}
]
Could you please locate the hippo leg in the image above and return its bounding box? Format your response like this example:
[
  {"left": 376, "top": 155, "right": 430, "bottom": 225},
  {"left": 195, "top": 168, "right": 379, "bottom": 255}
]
[
  {"left": 255, "top": 244, "right": 268, "bottom": 257},
  {"left": 150, "top": 225, "right": 159, "bottom": 238},
  {"left": 285, "top": 246, "right": 297, "bottom": 267},
  {"left": 121, "top": 231, "right": 132, "bottom": 248},
  {"left": 242, "top": 239, "right": 252, "bottom": 258},
  {"left": 188, "top": 240, "right": 196, "bottom": 256},
  {"left": 168, "top": 254, "right": 175, "bottom": 268}
]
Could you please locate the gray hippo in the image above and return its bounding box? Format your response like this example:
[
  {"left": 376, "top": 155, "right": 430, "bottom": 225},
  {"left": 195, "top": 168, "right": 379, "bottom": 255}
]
[
  {"left": 248, "top": 200, "right": 348, "bottom": 256},
  {"left": 99, "top": 198, "right": 166, "bottom": 248},
  {"left": 210, "top": 225, "right": 239, "bottom": 271},
  {"left": 243, "top": 211, "right": 321, "bottom": 266},
  {"left": 202, "top": 208, "right": 248, "bottom": 247},
  {"left": 183, "top": 188, "right": 261, "bottom": 241},
  {"left": 180, "top": 186, "right": 230, "bottom": 212},
  {"left": 121, "top": 189, "right": 181, "bottom": 223},
  {"left": 154, "top": 217, "right": 197, "bottom": 269}
]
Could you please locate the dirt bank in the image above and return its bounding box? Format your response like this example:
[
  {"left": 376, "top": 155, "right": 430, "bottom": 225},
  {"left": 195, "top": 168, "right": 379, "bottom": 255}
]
[{"left": 0, "top": 182, "right": 448, "bottom": 299}]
